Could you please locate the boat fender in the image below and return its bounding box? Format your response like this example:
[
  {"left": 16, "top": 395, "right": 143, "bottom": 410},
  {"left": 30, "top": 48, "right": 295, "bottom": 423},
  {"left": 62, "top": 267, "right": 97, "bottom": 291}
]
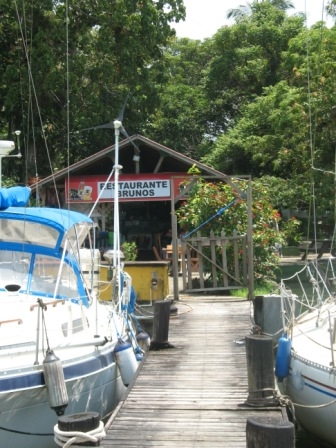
[
  {"left": 275, "top": 333, "right": 292, "bottom": 382},
  {"left": 135, "top": 351, "right": 144, "bottom": 362},
  {"left": 42, "top": 349, "right": 68, "bottom": 416},
  {"left": 136, "top": 330, "right": 150, "bottom": 351},
  {"left": 113, "top": 339, "right": 138, "bottom": 387}
]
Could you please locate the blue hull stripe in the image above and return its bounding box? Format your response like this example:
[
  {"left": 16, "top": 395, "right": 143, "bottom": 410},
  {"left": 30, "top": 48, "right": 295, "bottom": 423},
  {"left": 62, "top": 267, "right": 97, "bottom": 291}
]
[
  {"left": 304, "top": 381, "right": 336, "bottom": 398},
  {"left": 295, "top": 373, "right": 336, "bottom": 399},
  {"left": 0, "top": 351, "right": 115, "bottom": 392}
]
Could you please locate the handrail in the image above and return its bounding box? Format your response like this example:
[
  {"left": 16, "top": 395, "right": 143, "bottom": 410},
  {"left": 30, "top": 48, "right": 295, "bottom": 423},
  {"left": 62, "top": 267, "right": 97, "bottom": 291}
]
[
  {"left": 0, "top": 318, "right": 23, "bottom": 326},
  {"left": 30, "top": 299, "right": 65, "bottom": 311}
]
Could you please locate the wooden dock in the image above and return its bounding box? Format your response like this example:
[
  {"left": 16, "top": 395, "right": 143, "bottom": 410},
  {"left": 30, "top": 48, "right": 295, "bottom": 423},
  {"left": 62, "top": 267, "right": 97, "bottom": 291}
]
[{"left": 104, "top": 296, "right": 287, "bottom": 447}]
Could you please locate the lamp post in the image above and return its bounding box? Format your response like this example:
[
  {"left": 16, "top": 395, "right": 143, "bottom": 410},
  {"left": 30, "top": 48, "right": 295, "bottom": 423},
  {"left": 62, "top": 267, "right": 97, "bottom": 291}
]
[
  {"left": 14, "top": 130, "right": 22, "bottom": 157},
  {"left": 0, "top": 132, "right": 22, "bottom": 188}
]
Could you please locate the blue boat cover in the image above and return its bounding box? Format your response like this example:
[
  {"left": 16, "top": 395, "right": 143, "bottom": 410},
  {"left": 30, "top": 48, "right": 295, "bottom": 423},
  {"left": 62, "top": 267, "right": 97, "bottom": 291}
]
[{"left": 0, "top": 186, "right": 31, "bottom": 209}]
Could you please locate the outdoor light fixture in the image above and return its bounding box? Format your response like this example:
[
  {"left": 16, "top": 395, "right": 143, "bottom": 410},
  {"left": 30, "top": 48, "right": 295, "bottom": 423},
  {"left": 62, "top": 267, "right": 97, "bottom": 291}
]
[
  {"left": 0, "top": 133, "right": 23, "bottom": 188},
  {"left": 14, "top": 130, "right": 22, "bottom": 158},
  {"left": 133, "top": 154, "right": 140, "bottom": 162}
]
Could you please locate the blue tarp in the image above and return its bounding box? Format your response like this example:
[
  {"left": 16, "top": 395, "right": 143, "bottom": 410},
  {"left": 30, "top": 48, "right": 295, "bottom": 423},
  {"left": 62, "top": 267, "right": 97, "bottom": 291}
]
[{"left": 0, "top": 186, "right": 31, "bottom": 209}]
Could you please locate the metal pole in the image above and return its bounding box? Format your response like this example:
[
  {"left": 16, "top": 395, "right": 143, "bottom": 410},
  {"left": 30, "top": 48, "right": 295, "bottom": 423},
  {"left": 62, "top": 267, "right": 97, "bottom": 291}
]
[
  {"left": 170, "top": 181, "right": 179, "bottom": 301},
  {"left": 113, "top": 120, "right": 122, "bottom": 313},
  {"left": 247, "top": 177, "right": 254, "bottom": 300}
]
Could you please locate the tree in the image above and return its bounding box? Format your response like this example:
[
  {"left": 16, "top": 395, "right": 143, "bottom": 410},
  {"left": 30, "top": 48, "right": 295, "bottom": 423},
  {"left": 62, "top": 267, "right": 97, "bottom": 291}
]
[
  {"left": 205, "top": 2, "right": 304, "bottom": 138},
  {"left": 144, "top": 37, "right": 214, "bottom": 158},
  {"left": 0, "top": 0, "right": 186, "bottom": 182},
  {"left": 204, "top": 81, "right": 309, "bottom": 177},
  {"left": 203, "top": 22, "right": 336, "bottom": 225},
  {"left": 227, "top": 0, "right": 294, "bottom": 22}
]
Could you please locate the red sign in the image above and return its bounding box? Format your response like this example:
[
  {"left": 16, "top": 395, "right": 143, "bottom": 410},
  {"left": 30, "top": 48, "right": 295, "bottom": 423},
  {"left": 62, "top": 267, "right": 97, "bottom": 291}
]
[{"left": 65, "top": 174, "right": 188, "bottom": 203}]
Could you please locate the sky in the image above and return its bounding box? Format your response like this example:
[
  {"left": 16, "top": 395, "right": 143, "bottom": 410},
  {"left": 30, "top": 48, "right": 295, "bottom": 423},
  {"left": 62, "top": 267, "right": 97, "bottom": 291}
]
[{"left": 173, "top": 0, "right": 331, "bottom": 40}]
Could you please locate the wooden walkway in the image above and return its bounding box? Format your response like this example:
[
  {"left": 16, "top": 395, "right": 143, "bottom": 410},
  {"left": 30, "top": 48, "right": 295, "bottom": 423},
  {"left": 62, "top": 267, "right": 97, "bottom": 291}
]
[{"left": 104, "top": 296, "right": 286, "bottom": 447}]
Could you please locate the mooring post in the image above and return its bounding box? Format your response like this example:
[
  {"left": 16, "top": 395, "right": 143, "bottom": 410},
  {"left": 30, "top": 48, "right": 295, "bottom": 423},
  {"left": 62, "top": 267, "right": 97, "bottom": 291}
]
[
  {"left": 150, "top": 299, "right": 173, "bottom": 349},
  {"left": 246, "top": 416, "right": 295, "bottom": 447},
  {"left": 245, "top": 334, "right": 277, "bottom": 406},
  {"left": 253, "top": 295, "right": 284, "bottom": 345},
  {"left": 55, "top": 412, "right": 104, "bottom": 446}
]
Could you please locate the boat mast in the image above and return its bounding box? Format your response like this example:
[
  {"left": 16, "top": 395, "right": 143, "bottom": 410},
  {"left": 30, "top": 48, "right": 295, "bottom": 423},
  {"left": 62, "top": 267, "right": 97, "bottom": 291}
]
[{"left": 113, "top": 119, "right": 122, "bottom": 312}]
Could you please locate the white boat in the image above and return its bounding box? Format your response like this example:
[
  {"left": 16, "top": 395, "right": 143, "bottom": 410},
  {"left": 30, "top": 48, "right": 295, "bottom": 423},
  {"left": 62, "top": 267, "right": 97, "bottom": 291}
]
[
  {"left": 0, "top": 186, "right": 141, "bottom": 448},
  {"left": 275, "top": 259, "right": 336, "bottom": 447}
]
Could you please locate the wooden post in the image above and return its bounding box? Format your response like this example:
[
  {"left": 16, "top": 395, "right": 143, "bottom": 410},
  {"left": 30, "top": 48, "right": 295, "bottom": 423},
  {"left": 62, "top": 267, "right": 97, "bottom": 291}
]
[
  {"left": 170, "top": 188, "right": 180, "bottom": 301},
  {"left": 253, "top": 295, "right": 283, "bottom": 345},
  {"left": 245, "top": 334, "right": 277, "bottom": 406},
  {"left": 56, "top": 412, "right": 102, "bottom": 446},
  {"left": 150, "top": 299, "right": 173, "bottom": 349},
  {"left": 246, "top": 417, "right": 295, "bottom": 447},
  {"left": 246, "top": 177, "right": 254, "bottom": 300}
]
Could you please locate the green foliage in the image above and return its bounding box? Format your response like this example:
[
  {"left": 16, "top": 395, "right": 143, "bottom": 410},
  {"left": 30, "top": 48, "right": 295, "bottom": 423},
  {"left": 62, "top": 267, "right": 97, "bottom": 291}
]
[
  {"left": 234, "top": 284, "right": 275, "bottom": 299},
  {"left": 204, "top": 81, "right": 309, "bottom": 177},
  {"left": 205, "top": 2, "right": 304, "bottom": 135},
  {"left": 176, "top": 177, "right": 282, "bottom": 286},
  {"left": 121, "top": 241, "right": 138, "bottom": 262},
  {"left": 280, "top": 217, "right": 303, "bottom": 246},
  {"left": 144, "top": 37, "right": 214, "bottom": 158},
  {"left": 1, "top": 0, "right": 336, "bottom": 235},
  {"left": 0, "top": 0, "right": 186, "bottom": 182},
  {"left": 187, "top": 164, "right": 201, "bottom": 175}
]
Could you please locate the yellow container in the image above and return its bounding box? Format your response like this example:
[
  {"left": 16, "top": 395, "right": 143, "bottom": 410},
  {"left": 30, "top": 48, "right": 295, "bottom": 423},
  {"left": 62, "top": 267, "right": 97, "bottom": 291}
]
[{"left": 99, "top": 261, "right": 169, "bottom": 302}]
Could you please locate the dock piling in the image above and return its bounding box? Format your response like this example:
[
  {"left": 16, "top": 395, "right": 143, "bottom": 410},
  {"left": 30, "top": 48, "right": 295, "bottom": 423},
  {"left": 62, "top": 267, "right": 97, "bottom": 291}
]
[
  {"left": 150, "top": 299, "right": 173, "bottom": 349},
  {"left": 55, "top": 412, "right": 104, "bottom": 446},
  {"left": 246, "top": 416, "right": 295, "bottom": 447},
  {"left": 245, "top": 334, "right": 278, "bottom": 406}
]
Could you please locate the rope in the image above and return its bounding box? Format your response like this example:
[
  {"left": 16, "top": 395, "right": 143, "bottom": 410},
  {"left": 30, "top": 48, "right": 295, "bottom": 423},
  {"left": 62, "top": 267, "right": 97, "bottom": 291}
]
[
  {"left": 183, "top": 194, "right": 245, "bottom": 239},
  {"left": 293, "top": 396, "right": 336, "bottom": 409},
  {"left": 279, "top": 394, "right": 296, "bottom": 424},
  {"left": 245, "top": 387, "right": 280, "bottom": 407},
  {"left": 54, "top": 420, "right": 106, "bottom": 447},
  {"left": 280, "top": 389, "right": 336, "bottom": 411}
]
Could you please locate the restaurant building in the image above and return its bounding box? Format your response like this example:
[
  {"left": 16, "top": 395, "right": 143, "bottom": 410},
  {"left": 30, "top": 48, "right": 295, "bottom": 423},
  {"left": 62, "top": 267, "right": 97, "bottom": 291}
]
[{"left": 32, "top": 134, "right": 225, "bottom": 260}]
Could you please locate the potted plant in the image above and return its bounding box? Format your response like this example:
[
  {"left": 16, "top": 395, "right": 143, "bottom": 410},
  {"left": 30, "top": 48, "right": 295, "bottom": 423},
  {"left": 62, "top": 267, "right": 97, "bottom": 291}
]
[{"left": 121, "top": 241, "right": 138, "bottom": 261}]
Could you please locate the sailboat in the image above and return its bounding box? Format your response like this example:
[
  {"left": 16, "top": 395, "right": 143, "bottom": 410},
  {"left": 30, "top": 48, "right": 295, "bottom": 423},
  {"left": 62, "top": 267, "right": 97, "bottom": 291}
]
[
  {"left": 0, "top": 119, "right": 142, "bottom": 448},
  {"left": 274, "top": 257, "right": 336, "bottom": 447}
]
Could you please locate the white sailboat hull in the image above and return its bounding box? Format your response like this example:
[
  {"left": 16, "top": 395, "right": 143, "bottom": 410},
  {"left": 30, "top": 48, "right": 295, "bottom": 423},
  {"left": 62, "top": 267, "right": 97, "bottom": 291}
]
[
  {"left": 0, "top": 349, "right": 126, "bottom": 448},
  {"left": 284, "top": 352, "right": 336, "bottom": 447},
  {"left": 0, "top": 204, "right": 140, "bottom": 448}
]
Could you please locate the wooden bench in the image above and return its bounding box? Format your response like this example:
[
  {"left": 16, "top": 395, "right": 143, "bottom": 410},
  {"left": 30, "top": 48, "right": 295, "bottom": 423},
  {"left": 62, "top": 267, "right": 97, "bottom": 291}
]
[
  {"left": 164, "top": 245, "right": 198, "bottom": 273},
  {"left": 300, "top": 240, "right": 332, "bottom": 260}
]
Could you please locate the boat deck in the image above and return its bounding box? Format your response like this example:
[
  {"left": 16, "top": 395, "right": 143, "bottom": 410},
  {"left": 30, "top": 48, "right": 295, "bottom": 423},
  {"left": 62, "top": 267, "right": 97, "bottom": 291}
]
[{"left": 104, "top": 295, "right": 287, "bottom": 447}]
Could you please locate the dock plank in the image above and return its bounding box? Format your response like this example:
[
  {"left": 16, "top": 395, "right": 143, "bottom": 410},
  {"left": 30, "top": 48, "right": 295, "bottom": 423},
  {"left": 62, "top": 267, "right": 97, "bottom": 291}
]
[{"left": 104, "top": 296, "right": 286, "bottom": 447}]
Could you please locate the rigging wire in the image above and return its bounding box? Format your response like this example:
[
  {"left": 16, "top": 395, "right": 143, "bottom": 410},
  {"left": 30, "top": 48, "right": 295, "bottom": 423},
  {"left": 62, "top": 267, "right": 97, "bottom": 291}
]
[
  {"left": 303, "top": 0, "right": 336, "bottom": 255},
  {"left": 304, "top": 0, "right": 318, "bottom": 250},
  {"left": 66, "top": 0, "right": 70, "bottom": 212},
  {"left": 15, "top": 2, "right": 28, "bottom": 186},
  {"left": 14, "top": 0, "right": 61, "bottom": 208}
]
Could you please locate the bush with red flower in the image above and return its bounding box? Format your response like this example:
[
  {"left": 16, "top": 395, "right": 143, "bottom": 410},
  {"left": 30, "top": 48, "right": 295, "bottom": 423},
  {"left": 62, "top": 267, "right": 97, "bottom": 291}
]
[{"left": 176, "top": 177, "right": 283, "bottom": 286}]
